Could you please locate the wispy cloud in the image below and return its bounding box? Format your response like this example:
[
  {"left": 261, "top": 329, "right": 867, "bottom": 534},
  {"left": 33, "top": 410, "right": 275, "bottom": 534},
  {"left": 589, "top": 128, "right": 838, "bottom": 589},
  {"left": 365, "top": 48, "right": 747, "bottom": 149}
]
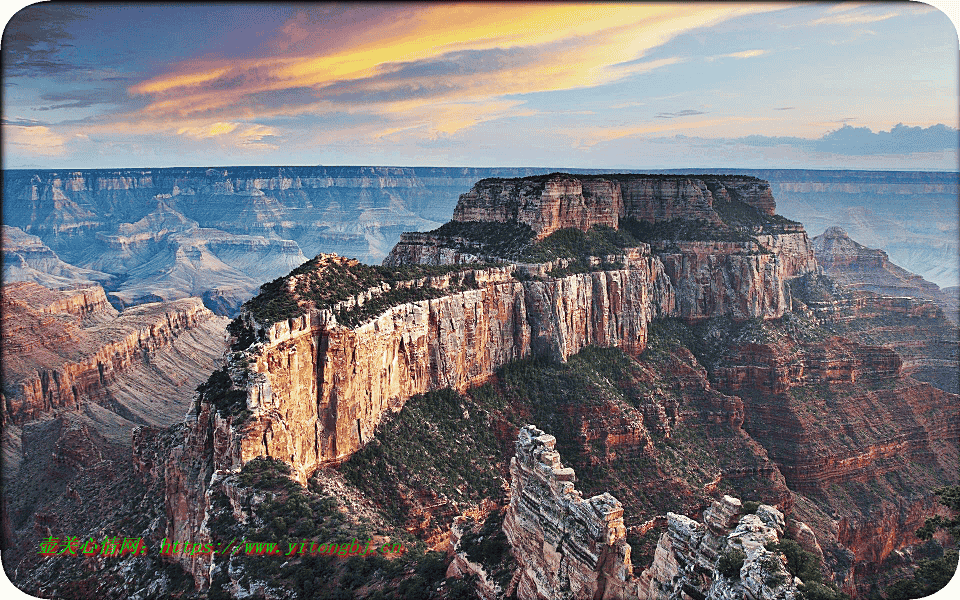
[
  {"left": 117, "top": 4, "right": 776, "bottom": 135},
  {"left": 2, "top": 124, "right": 69, "bottom": 155},
  {"left": 656, "top": 109, "right": 708, "bottom": 119},
  {"left": 706, "top": 49, "right": 768, "bottom": 61}
]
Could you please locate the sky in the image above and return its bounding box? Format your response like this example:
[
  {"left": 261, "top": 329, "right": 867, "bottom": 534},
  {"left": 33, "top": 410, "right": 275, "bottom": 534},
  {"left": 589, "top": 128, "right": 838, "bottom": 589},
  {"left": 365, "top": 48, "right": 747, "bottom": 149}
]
[{"left": 2, "top": 1, "right": 958, "bottom": 170}]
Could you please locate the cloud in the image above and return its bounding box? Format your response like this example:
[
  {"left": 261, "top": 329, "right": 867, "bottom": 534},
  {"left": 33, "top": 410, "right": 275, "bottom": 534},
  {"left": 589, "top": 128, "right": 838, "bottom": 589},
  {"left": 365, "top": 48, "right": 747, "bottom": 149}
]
[
  {"left": 35, "top": 88, "right": 127, "bottom": 112},
  {"left": 174, "top": 121, "right": 281, "bottom": 151},
  {"left": 3, "top": 124, "right": 68, "bottom": 155},
  {"left": 1, "top": 5, "right": 87, "bottom": 78},
  {"left": 810, "top": 11, "right": 902, "bottom": 26},
  {"left": 721, "top": 123, "right": 959, "bottom": 156},
  {"left": 773, "top": 107, "right": 795, "bottom": 111},
  {"left": 656, "top": 109, "right": 708, "bottom": 119},
  {"left": 177, "top": 122, "right": 240, "bottom": 139},
  {"left": 118, "top": 4, "right": 777, "bottom": 133},
  {"left": 705, "top": 49, "right": 768, "bottom": 61},
  {"left": 814, "top": 123, "right": 960, "bottom": 155}
]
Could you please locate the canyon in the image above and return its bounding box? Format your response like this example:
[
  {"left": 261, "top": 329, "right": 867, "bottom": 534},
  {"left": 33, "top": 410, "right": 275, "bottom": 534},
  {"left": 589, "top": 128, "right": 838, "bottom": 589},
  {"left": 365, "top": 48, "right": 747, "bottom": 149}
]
[
  {"left": 0, "top": 282, "right": 230, "bottom": 580},
  {"left": 2, "top": 171, "right": 957, "bottom": 599}
]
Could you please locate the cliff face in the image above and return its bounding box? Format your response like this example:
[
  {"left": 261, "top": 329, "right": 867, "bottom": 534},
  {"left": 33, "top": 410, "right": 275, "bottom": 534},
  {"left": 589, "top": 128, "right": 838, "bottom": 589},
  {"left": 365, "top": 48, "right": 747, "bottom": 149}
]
[
  {"left": 230, "top": 253, "right": 674, "bottom": 483},
  {"left": 501, "top": 425, "right": 804, "bottom": 600},
  {"left": 812, "top": 226, "right": 957, "bottom": 325},
  {"left": 1, "top": 283, "right": 218, "bottom": 425},
  {"left": 451, "top": 174, "right": 776, "bottom": 239}
]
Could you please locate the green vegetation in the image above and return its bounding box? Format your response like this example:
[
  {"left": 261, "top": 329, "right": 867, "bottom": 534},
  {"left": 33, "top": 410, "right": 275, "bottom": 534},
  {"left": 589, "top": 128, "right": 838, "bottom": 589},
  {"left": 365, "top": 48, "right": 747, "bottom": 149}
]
[
  {"left": 195, "top": 366, "right": 250, "bottom": 422},
  {"left": 340, "top": 386, "right": 508, "bottom": 525},
  {"left": 882, "top": 485, "right": 960, "bottom": 599},
  {"left": 712, "top": 196, "right": 800, "bottom": 232},
  {"left": 620, "top": 217, "right": 758, "bottom": 245},
  {"left": 427, "top": 220, "right": 537, "bottom": 259},
  {"left": 240, "top": 254, "right": 483, "bottom": 328},
  {"left": 882, "top": 551, "right": 959, "bottom": 600},
  {"left": 766, "top": 538, "right": 822, "bottom": 583},
  {"left": 718, "top": 549, "right": 746, "bottom": 579},
  {"left": 742, "top": 500, "right": 761, "bottom": 514},
  {"left": 458, "top": 510, "right": 513, "bottom": 589},
  {"left": 206, "top": 456, "right": 460, "bottom": 600},
  {"left": 798, "top": 581, "right": 850, "bottom": 600},
  {"left": 335, "top": 284, "right": 466, "bottom": 328},
  {"left": 916, "top": 485, "right": 960, "bottom": 541}
]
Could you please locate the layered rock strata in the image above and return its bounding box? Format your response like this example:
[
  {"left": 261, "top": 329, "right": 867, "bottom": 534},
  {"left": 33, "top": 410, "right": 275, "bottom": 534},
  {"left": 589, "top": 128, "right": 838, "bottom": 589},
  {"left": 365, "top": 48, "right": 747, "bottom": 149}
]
[
  {"left": 1, "top": 282, "right": 221, "bottom": 425},
  {"left": 503, "top": 425, "right": 641, "bottom": 600},
  {"left": 812, "top": 226, "right": 957, "bottom": 324},
  {"left": 228, "top": 253, "right": 674, "bottom": 483},
  {"left": 637, "top": 496, "right": 801, "bottom": 600},
  {"left": 452, "top": 174, "right": 777, "bottom": 239}
]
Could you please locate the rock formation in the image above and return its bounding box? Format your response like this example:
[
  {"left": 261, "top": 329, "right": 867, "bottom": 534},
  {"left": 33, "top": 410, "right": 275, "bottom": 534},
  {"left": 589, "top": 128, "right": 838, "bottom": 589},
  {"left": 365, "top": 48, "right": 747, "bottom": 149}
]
[
  {"left": 2, "top": 225, "right": 115, "bottom": 289},
  {"left": 223, "top": 251, "right": 675, "bottom": 483},
  {"left": 504, "top": 425, "right": 640, "bottom": 599},
  {"left": 451, "top": 174, "right": 777, "bottom": 239},
  {"left": 1, "top": 282, "right": 223, "bottom": 425},
  {"left": 636, "top": 496, "right": 801, "bottom": 600},
  {"left": 812, "top": 226, "right": 958, "bottom": 324},
  {"left": 0, "top": 282, "right": 230, "bottom": 580},
  {"left": 502, "top": 425, "right": 805, "bottom": 600}
]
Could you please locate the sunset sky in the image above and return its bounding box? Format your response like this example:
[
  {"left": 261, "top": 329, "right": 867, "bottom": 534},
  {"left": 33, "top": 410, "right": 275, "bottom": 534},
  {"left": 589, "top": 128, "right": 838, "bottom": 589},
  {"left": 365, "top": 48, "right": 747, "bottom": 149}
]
[{"left": 2, "top": 2, "right": 958, "bottom": 170}]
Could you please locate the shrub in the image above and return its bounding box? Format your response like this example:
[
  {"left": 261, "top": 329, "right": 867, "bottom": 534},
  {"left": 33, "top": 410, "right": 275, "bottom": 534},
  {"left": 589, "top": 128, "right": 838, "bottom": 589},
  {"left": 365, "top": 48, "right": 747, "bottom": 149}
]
[
  {"left": 798, "top": 581, "right": 849, "bottom": 600},
  {"left": 766, "top": 539, "right": 821, "bottom": 583},
  {"left": 718, "top": 549, "right": 746, "bottom": 579},
  {"left": 742, "top": 501, "right": 760, "bottom": 514}
]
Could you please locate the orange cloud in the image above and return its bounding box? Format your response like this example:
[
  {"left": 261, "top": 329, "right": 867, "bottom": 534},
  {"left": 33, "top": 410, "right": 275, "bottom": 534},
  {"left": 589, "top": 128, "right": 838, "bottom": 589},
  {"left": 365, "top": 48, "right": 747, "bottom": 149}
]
[
  {"left": 3, "top": 125, "right": 68, "bottom": 155},
  {"left": 125, "top": 3, "right": 782, "bottom": 130}
]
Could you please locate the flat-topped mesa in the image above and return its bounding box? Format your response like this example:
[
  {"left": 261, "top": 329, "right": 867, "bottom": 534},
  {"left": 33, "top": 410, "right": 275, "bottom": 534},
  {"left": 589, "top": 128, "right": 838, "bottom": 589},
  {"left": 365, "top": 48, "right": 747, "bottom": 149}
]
[{"left": 452, "top": 173, "right": 777, "bottom": 240}]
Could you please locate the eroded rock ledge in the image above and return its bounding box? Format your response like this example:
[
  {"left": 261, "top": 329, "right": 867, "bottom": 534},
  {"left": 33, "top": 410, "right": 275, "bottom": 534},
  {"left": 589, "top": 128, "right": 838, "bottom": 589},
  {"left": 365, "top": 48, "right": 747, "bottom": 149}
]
[
  {"left": 503, "top": 424, "right": 640, "bottom": 599},
  {"left": 501, "top": 425, "right": 806, "bottom": 600}
]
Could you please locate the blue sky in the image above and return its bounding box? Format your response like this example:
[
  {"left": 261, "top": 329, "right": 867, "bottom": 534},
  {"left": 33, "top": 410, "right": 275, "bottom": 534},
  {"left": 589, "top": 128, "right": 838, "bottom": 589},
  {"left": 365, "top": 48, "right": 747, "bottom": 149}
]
[{"left": 2, "top": 2, "right": 958, "bottom": 170}]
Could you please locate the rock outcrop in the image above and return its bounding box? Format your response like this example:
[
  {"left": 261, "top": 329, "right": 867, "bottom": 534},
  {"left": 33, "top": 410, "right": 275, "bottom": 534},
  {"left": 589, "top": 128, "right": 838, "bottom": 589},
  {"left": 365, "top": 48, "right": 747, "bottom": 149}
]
[
  {"left": 503, "top": 425, "right": 641, "bottom": 600},
  {"left": 502, "top": 426, "right": 805, "bottom": 600},
  {"left": 637, "top": 496, "right": 800, "bottom": 600}
]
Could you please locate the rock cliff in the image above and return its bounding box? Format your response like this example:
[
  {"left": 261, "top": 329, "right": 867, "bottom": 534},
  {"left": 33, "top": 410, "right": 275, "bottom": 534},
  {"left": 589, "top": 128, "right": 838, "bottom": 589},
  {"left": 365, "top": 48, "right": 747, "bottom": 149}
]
[
  {"left": 219, "top": 251, "right": 674, "bottom": 483},
  {"left": 1, "top": 282, "right": 220, "bottom": 425},
  {"left": 503, "top": 425, "right": 640, "bottom": 599},
  {"left": 451, "top": 174, "right": 777, "bottom": 239}
]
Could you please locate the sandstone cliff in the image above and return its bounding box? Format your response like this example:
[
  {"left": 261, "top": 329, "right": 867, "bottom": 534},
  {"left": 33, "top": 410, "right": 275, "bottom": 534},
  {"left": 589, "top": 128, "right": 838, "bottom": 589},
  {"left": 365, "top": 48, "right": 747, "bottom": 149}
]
[
  {"left": 451, "top": 174, "right": 777, "bottom": 239},
  {"left": 222, "top": 251, "right": 674, "bottom": 484},
  {"left": 1, "top": 282, "right": 221, "bottom": 425}
]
